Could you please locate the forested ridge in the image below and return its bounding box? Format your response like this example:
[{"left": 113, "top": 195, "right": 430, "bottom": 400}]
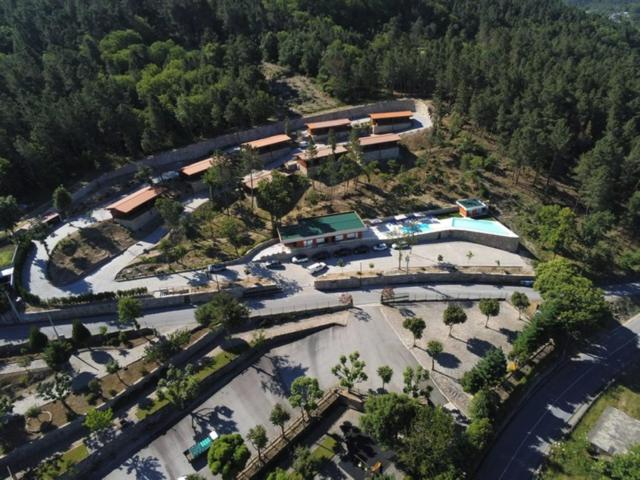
[{"left": 0, "top": 0, "right": 639, "bottom": 227}]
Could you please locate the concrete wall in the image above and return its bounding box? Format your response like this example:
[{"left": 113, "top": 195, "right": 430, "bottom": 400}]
[
  {"left": 363, "top": 145, "right": 400, "bottom": 162},
  {"left": 259, "top": 145, "right": 293, "bottom": 164},
  {"left": 51, "top": 99, "right": 420, "bottom": 210},
  {"left": 188, "top": 179, "right": 207, "bottom": 192},
  {"left": 314, "top": 271, "right": 534, "bottom": 291},
  {"left": 372, "top": 121, "right": 412, "bottom": 134},
  {"left": 114, "top": 209, "right": 159, "bottom": 232}
]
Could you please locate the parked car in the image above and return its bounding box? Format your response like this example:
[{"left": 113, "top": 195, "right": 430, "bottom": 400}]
[
  {"left": 265, "top": 260, "right": 284, "bottom": 270},
  {"left": 307, "top": 262, "right": 328, "bottom": 274},
  {"left": 372, "top": 243, "right": 389, "bottom": 251},
  {"left": 312, "top": 251, "right": 330, "bottom": 261},
  {"left": 291, "top": 255, "right": 309, "bottom": 264},
  {"left": 334, "top": 248, "right": 353, "bottom": 257},
  {"left": 519, "top": 279, "right": 534, "bottom": 287},
  {"left": 391, "top": 242, "right": 410, "bottom": 250},
  {"left": 353, "top": 245, "right": 370, "bottom": 255},
  {"left": 208, "top": 263, "right": 226, "bottom": 273}
]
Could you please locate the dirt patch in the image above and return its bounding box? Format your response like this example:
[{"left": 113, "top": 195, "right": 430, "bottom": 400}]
[
  {"left": 264, "top": 63, "right": 344, "bottom": 115},
  {"left": 48, "top": 221, "right": 137, "bottom": 286}
]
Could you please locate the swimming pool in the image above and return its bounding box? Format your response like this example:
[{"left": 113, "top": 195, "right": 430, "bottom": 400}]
[
  {"left": 451, "top": 217, "right": 512, "bottom": 236},
  {"left": 401, "top": 222, "right": 431, "bottom": 234}
]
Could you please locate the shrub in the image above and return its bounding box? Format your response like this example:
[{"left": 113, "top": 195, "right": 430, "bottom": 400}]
[
  {"left": 461, "top": 348, "right": 507, "bottom": 394},
  {"left": 466, "top": 418, "right": 493, "bottom": 451},
  {"left": 469, "top": 389, "right": 500, "bottom": 421},
  {"left": 28, "top": 326, "right": 48, "bottom": 353},
  {"left": 71, "top": 319, "right": 91, "bottom": 347},
  {"left": 42, "top": 340, "right": 73, "bottom": 369},
  {"left": 25, "top": 405, "right": 41, "bottom": 418}
]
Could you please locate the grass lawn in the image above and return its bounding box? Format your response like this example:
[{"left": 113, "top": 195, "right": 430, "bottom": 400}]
[
  {"left": 34, "top": 442, "right": 88, "bottom": 479},
  {"left": 0, "top": 243, "right": 15, "bottom": 267},
  {"left": 311, "top": 435, "right": 338, "bottom": 462},
  {"left": 542, "top": 363, "right": 640, "bottom": 479},
  {"left": 136, "top": 343, "right": 249, "bottom": 420}
]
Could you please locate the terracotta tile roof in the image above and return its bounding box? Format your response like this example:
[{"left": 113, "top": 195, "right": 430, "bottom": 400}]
[
  {"left": 359, "top": 133, "right": 401, "bottom": 147},
  {"left": 297, "top": 145, "right": 348, "bottom": 161},
  {"left": 180, "top": 157, "right": 216, "bottom": 177},
  {"left": 242, "top": 134, "right": 292, "bottom": 150},
  {"left": 305, "top": 118, "right": 351, "bottom": 131},
  {"left": 369, "top": 110, "right": 414, "bottom": 121},
  {"left": 107, "top": 186, "right": 163, "bottom": 215}
]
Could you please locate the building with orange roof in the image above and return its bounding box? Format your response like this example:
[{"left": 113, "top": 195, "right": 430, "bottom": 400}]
[
  {"left": 359, "top": 133, "right": 401, "bottom": 162},
  {"left": 369, "top": 110, "right": 413, "bottom": 134},
  {"left": 305, "top": 118, "right": 351, "bottom": 142},
  {"left": 107, "top": 186, "right": 164, "bottom": 231},
  {"left": 296, "top": 145, "right": 348, "bottom": 176},
  {"left": 241, "top": 134, "right": 293, "bottom": 163},
  {"left": 179, "top": 157, "right": 218, "bottom": 192}
]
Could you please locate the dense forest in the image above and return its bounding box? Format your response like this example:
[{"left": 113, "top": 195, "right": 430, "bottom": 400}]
[
  {"left": 0, "top": 0, "right": 639, "bottom": 229},
  {"left": 567, "top": 0, "right": 640, "bottom": 22}
]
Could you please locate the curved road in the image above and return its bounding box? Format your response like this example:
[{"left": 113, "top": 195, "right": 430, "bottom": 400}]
[{"left": 476, "top": 312, "right": 640, "bottom": 479}]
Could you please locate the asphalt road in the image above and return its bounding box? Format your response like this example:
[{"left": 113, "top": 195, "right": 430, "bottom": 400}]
[
  {"left": 0, "top": 284, "right": 540, "bottom": 345},
  {"left": 475, "top": 312, "right": 640, "bottom": 480},
  {"left": 102, "top": 306, "right": 433, "bottom": 479}
]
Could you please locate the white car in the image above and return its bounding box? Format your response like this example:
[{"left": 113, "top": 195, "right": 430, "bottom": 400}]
[
  {"left": 372, "top": 243, "right": 388, "bottom": 251},
  {"left": 307, "top": 262, "right": 327, "bottom": 274},
  {"left": 291, "top": 255, "right": 309, "bottom": 264}
]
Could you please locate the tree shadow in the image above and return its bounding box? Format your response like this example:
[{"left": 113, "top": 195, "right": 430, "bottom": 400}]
[
  {"left": 266, "top": 354, "right": 309, "bottom": 394},
  {"left": 499, "top": 327, "right": 519, "bottom": 343},
  {"left": 466, "top": 337, "right": 494, "bottom": 357},
  {"left": 90, "top": 350, "right": 113, "bottom": 364},
  {"left": 122, "top": 454, "right": 165, "bottom": 480},
  {"left": 436, "top": 352, "right": 461, "bottom": 369},
  {"left": 397, "top": 307, "right": 415, "bottom": 318},
  {"left": 71, "top": 371, "right": 97, "bottom": 392},
  {"left": 352, "top": 308, "right": 371, "bottom": 322},
  {"left": 191, "top": 404, "right": 237, "bottom": 437}
]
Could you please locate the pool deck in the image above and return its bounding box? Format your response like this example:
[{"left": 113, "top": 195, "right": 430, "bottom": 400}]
[{"left": 370, "top": 216, "right": 518, "bottom": 240}]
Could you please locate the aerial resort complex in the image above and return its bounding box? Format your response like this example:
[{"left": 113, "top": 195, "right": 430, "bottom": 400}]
[{"left": 0, "top": 2, "right": 638, "bottom": 480}]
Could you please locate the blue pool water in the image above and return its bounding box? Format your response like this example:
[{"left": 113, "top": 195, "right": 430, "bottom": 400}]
[
  {"left": 451, "top": 217, "right": 510, "bottom": 235},
  {"left": 399, "top": 217, "right": 511, "bottom": 236},
  {"left": 401, "top": 223, "right": 431, "bottom": 234}
]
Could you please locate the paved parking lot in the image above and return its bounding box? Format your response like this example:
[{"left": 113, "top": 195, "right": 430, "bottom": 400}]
[
  {"left": 382, "top": 301, "right": 525, "bottom": 380},
  {"left": 104, "top": 306, "right": 435, "bottom": 479}
]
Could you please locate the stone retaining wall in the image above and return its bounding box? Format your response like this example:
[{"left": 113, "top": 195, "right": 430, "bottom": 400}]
[
  {"left": 315, "top": 271, "right": 534, "bottom": 290},
  {"left": 66, "top": 322, "right": 342, "bottom": 479},
  {"left": 57, "top": 99, "right": 421, "bottom": 209}
]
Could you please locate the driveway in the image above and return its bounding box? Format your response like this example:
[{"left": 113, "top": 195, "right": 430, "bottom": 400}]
[
  {"left": 476, "top": 312, "right": 640, "bottom": 480},
  {"left": 102, "top": 307, "right": 439, "bottom": 479}
]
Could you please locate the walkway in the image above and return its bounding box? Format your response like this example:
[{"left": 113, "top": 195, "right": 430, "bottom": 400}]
[{"left": 24, "top": 194, "right": 209, "bottom": 299}]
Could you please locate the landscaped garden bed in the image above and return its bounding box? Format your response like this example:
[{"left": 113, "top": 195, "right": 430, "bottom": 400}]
[{"left": 48, "top": 221, "right": 138, "bottom": 286}]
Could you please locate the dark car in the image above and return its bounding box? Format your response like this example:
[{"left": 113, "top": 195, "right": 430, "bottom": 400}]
[
  {"left": 312, "top": 251, "right": 330, "bottom": 261},
  {"left": 208, "top": 263, "right": 226, "bottom": 273},
  {"left": 265, "top": 260, "right": 284, "bottom": 270},
  {"left": 353, "top": 245, "right": 370, "bottom": 255},
  {"left": 334, "top": 248, "right": 353, "bottom": 257}
]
